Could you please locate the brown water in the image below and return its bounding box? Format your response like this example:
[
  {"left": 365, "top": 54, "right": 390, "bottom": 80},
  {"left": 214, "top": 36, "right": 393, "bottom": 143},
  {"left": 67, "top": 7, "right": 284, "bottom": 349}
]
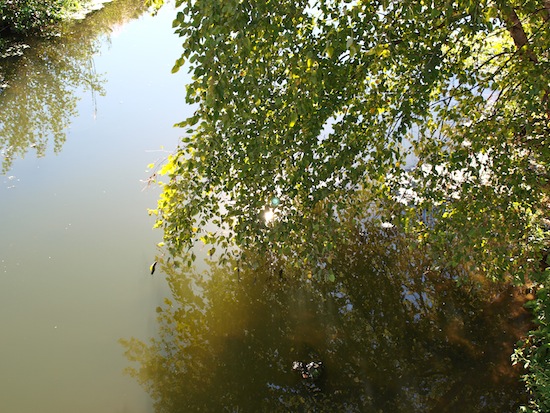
[{"left": 123, "top": 225, "right": 532, "bottom": 412}]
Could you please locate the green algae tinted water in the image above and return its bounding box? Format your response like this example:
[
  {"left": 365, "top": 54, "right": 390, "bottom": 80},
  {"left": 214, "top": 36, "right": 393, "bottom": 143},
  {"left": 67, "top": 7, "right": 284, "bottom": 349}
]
[{"left": 0, "top": 2, "right": 190, "bottom": 412}]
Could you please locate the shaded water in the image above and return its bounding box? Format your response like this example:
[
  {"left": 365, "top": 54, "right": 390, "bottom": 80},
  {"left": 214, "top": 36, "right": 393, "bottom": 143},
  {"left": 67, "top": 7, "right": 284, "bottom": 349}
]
[
  {"left": 0, "top": 2, "right": 191, "bottom": 412},
  {"left": 123, "top": 225, "right": 532, "bottom": 412},
  {"left": 1, "top": 1, "right": 533, "bottom": 413}
]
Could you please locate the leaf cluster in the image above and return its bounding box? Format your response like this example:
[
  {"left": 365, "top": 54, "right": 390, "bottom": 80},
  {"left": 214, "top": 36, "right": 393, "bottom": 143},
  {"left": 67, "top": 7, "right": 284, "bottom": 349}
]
[
  {"left": 155, "top": 0, "right": 549, "bottom": 284},
  {"left": 513, "top": 265, "right": 550, "bottom": 413},
  {"left": 0, "top": 0, "right": 80, "bottom": 36}
]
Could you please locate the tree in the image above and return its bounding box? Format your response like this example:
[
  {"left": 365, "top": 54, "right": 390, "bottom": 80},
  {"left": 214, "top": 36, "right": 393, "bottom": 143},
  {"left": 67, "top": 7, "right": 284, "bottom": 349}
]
[
  {"left": 146, "top": 1, "right": 549, "bottom": 408},
  {"left": 150, "top": 0, "right": 548, "bottom": 284},
  {"left": 0, "top": 0, "right": 86, "bottom": 38}
]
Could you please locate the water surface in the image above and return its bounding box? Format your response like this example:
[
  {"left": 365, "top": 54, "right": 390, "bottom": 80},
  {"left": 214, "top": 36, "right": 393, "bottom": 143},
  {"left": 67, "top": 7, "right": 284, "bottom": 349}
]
[
  {"left": 0, "top": 2, "right": 192, "bottom": 412},
  {"left": 1, "top": 2, "right": 533, "bottom": 412},
  {"left": 123, "top": 225, "right": 532, "bottom": 412}
]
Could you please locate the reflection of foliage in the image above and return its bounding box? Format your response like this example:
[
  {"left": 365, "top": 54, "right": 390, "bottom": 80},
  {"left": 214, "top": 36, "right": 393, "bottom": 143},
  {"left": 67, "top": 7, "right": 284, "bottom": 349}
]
[
  {"left": 0, "top": 0, "right": 148, "bottom": 173},
  {"left": 0, "top": 41, "right": 96, "bottom": 172},
  {"left": 122, "top": 224, "right": 531, "bottom": 412}
]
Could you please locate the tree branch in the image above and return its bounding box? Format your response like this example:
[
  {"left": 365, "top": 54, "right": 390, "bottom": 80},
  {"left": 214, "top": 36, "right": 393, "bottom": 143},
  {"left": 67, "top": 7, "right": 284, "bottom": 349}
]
[
  {"left": 543, "top": 0, "right": 550, "bottom": 21},
  {"left": 501, "top": 6, "right": 539, "bottom": 63}
]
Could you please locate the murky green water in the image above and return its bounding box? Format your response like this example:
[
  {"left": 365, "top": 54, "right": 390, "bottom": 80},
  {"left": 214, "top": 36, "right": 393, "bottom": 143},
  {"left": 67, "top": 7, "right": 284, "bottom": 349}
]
[
  {"left": 1, "top": 1, "right": 532, "bottom": 412},
  {"left": 0, "top": 2, "right": 190, "bottom": 412}
]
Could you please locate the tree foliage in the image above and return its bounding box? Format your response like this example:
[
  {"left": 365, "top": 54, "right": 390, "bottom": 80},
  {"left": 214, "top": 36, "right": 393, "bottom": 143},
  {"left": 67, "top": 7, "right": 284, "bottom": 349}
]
[
  {"left": 0, "top": 0, "right": 77, "bottom": 36},
  {"left": 513, "top": 264, "right": 550, "bottom": 413},
  {"left": 152, "top": 0, "right": 549, "bottom": 282},
  {"left": 143, "top": 1, "right": 550, "bottom": 409}
]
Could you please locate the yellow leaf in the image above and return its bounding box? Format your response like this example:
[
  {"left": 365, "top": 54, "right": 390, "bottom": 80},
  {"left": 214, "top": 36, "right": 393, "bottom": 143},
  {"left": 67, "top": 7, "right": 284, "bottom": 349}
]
[
  {"left": 159, "top": 156, "right": 176, "bottom": 175},
  {"left": 289, "top": 111, "right": 298, "bottom": 127}
]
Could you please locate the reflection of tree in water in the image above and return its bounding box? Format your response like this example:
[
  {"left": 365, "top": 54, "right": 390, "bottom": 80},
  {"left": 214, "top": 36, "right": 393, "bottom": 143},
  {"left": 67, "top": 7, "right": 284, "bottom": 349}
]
[
  {"left": 122, "top": 223, "right": 531, "bottom": 412},
  {"left": 0, "top": 0, "right": 148, "bottom": 173}
]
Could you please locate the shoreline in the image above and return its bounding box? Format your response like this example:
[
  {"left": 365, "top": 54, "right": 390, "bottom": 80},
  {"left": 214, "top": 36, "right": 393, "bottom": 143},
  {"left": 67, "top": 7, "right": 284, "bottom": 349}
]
[{"left": 68, "top": 0, "right": 115, "bottom": 20}]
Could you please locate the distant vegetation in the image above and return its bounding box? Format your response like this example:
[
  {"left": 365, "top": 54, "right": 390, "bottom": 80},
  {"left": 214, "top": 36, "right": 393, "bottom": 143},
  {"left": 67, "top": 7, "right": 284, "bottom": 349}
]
[
  {"left": 0, "top": 0, "right": 91, "bottom": 53},
  {"left": 0, "top": 0, "right": 148, "bottom": 172},
  {"left": 0, "top": 0, "right": 84, "bottom": 34}
]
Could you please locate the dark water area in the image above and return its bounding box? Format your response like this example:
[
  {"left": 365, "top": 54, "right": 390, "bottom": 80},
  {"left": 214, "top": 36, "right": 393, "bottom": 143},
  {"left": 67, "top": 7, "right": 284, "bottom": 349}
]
[{"left": 123, "top": 225, "right": 532, "bottom": 412}]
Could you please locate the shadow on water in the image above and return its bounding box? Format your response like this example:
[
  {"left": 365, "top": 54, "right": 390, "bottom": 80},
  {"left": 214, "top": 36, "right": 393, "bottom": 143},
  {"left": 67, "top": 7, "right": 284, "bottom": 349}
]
[
  {"left": 0, "top": 0, "right": 148, "bottom": 173},
  {"left": 121, "top": 223, "right": 532, "bottom": 412}
]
